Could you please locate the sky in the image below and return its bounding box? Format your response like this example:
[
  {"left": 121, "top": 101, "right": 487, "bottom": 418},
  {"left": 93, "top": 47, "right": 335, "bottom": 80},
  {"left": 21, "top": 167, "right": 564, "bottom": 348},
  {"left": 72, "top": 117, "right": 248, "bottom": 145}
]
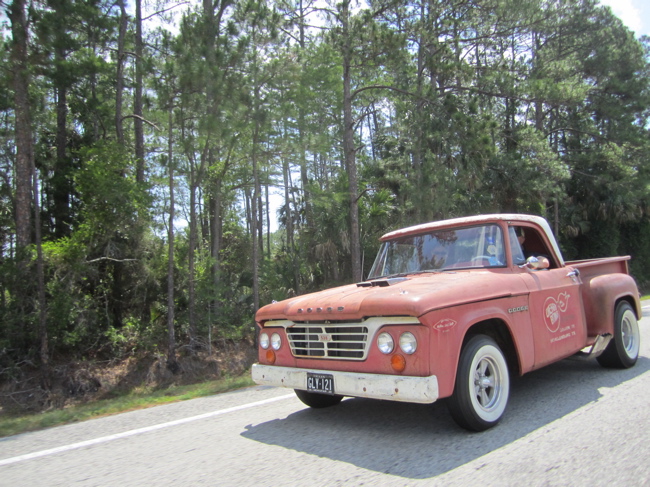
[{"left": 598, "top": 0, "right": 650, "bottom": 38}]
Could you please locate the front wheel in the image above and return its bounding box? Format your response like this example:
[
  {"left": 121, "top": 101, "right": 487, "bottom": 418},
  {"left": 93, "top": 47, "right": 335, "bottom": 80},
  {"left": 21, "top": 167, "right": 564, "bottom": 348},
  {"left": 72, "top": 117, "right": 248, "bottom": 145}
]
[
  {"left": 294, "top": 389, "right": 343, "bottom": 409},
  {"left": 448, "top": 335, "right": 510, "bottom": 432},
  {"left": 597, "top": 301, "right": 640, "bottom": 369}
]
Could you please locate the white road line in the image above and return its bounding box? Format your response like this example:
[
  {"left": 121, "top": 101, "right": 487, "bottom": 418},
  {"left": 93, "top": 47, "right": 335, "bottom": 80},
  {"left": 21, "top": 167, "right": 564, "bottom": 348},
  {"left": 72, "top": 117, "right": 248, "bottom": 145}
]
[{"left": 0, "top": 392, "right": 295, "bottom": 467}]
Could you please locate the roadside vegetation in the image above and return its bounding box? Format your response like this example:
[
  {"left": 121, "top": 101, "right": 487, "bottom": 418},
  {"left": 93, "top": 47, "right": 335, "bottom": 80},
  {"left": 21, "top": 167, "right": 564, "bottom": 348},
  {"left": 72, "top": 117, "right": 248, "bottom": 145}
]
[
  {"left": 1, "top": 1, "right": 649, "bottom": 420},
  {"left": 0, "top": 371, "right": 255, "bottom": 438}
]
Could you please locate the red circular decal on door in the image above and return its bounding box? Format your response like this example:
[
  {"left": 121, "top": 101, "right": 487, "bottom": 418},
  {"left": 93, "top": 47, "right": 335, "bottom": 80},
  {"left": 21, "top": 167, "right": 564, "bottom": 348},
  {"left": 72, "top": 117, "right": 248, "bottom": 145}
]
[{"left": 543, "top": 292, "right": 570, "bottom": 333}]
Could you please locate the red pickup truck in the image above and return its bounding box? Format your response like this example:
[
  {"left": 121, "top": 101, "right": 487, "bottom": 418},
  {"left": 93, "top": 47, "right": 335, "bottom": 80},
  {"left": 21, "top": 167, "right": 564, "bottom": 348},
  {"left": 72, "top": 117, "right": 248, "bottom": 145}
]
[{"left": 252, "top": 214, "right": 641, "bottom": 431}]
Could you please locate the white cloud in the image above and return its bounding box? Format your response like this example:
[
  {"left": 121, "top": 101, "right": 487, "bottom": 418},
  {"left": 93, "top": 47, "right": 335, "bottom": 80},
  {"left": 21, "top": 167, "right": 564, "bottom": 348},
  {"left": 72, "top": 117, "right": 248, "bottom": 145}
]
[{"left": 599, "top": 0, "right": 643, "bottom": 35}]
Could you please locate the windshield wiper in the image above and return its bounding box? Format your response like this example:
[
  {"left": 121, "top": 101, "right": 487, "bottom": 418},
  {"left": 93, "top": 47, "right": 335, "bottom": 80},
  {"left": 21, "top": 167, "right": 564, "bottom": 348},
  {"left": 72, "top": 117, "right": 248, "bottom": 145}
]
[
  {"left": 368, "top": 272, "right": 408, "bottom": 280},
  {"left": 360, "top": 269, "right": 448, "bottom": 286},
  {"left": 357, "top": 275, "right": 409, "bottom": 287}
]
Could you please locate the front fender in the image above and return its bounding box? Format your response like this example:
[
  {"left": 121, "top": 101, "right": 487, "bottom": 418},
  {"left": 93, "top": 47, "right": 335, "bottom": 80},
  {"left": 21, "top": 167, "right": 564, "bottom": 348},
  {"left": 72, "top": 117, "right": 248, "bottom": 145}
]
[{"left": 421, "top": 295, "right": 532, "bottom": 398}]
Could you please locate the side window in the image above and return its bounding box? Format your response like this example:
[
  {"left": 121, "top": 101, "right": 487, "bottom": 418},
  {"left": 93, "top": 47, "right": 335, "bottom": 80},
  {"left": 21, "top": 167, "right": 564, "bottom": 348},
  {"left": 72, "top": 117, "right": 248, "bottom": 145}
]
[
  {"left": 509, "top": 227, "right": 526, "bottom": 265},
  {"left": 511, "top": 225, "right": 557, "bottom": 269}
]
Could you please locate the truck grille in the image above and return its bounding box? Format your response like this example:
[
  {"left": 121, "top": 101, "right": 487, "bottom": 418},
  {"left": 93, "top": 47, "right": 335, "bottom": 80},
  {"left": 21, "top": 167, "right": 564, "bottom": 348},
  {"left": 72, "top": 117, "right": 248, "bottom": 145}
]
[{"left": 287, "top": 324, "right": 369, "bottom": 359}]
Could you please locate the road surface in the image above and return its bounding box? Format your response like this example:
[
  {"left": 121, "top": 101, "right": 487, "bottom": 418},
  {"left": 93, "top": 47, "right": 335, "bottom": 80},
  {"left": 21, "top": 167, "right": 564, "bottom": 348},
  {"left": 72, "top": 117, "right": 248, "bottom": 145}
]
[{"left": 1, "top": 313, "right": 649, "bottom": 486}]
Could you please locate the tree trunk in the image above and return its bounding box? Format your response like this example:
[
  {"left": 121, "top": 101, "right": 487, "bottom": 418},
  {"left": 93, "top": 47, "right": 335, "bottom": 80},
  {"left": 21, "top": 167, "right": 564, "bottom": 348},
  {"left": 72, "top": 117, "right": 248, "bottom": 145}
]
[
  {"left": 210, "top": 185, "right": 223, "bottom": 281},
  {"left": 116, "top": 0, "right": 127, "bottom": 144},
  {"left": 282, "top": 154, "right": 298, "bottom": 291},
  {"left": 210, "top": 180, "right": 223, "bottom": 328},
  {"left": 166, "top": 105, "right": 178, "bottom": 372},
  {"left": 265, "top": 184, "right": 270, "bottom": 259},
  {"left": 297, "top": 0, "right": 312, "bottom": 238},
  {"left": 33, "top": 158, "right": 49, "bottom": 385},
  {"left": 9, "top": 0, "right": 32, "bottom": 249},
  {"left": 251, "top": 125, "right": 261, "bottom": 313},
  {"left": 53, "top": 38, "right": 70, "bottom": 238},
  {"left": 341, "top": 1, "right": 362, "bottom": 282},
  {"left": 135, "top": 0, "right": 145, "bottom": 182},
  {"left": 188, "top": 161, "right": 198, "bottom": 350}
]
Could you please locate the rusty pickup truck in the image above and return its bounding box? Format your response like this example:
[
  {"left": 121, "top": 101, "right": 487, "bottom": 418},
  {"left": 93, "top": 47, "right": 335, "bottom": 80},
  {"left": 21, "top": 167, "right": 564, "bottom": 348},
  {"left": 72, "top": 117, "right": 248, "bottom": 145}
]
[{"left": 251, "top": 214, "right": 641, "bottom": 431}]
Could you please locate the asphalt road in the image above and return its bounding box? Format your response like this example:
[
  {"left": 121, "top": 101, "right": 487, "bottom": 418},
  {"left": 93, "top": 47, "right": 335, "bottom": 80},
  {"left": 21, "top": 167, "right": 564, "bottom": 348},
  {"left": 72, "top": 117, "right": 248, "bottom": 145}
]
[{"left": 1, "top": 312, "right": 649, "bottom": 486}]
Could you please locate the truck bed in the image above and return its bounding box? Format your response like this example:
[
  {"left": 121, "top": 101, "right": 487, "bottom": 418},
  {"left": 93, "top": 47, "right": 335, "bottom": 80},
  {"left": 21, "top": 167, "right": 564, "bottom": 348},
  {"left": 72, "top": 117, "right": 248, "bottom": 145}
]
[{"left": 566, "top": 255, "right": 631, "bottom": 279}]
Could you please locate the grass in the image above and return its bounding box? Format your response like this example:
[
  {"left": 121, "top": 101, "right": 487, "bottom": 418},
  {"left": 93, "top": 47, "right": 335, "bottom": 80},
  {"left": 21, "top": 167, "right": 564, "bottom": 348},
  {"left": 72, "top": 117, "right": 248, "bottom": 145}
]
[{"left": 0, "top": 372, "right": 256, "bottom": 439}]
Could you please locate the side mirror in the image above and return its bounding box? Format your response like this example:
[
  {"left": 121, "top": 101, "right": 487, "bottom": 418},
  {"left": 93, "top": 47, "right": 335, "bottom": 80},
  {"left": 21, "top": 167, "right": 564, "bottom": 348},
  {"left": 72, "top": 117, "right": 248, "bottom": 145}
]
[{"left": 523, "top": 256, "right": 550, "bottom": 270}]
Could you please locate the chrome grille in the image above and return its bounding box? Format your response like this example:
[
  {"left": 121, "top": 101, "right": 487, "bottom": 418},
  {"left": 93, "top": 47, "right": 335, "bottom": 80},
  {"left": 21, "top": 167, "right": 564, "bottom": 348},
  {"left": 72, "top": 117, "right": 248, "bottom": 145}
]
[{"left": 287, "top": 324, "right": 369, "bottom": 359}]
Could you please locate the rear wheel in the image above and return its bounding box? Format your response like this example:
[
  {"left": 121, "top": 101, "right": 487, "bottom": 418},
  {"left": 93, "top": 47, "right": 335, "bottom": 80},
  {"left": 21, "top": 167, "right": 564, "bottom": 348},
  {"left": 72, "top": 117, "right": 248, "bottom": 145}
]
[
  {"left": 448, "top": 335, "right": 510, "bottom": 432},
  {"left": 597, "top": 301, "right": 640, "bottom": 369},
  {"left": 294, "top": 389, "right": 343, "bottom": 408}
]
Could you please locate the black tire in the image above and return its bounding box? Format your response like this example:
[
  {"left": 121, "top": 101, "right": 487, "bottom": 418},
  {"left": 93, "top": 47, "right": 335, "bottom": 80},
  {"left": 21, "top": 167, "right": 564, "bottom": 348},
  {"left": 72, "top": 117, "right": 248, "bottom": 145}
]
[
  {"left": 447, "top": 335, "right": 510, "bottom": 432},
  {"left": 597, "top": 301, "right": 640, "bottom": 369},
  {"left": 294, "top": 389, "right": 343, "bottom": 409}
]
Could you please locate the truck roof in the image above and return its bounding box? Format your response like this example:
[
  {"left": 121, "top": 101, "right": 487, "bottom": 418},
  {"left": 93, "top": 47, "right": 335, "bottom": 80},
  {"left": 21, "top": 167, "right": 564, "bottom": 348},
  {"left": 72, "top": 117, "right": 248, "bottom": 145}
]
[{"left": 381, "top": 213, "right": 564, "bottom": 266}]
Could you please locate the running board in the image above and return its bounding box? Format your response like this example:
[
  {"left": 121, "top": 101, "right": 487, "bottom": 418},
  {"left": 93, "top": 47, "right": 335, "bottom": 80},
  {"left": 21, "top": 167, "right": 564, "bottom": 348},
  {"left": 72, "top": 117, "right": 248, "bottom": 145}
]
[{"left": 576, "top": 334, "right": 612, "bottom": 358}]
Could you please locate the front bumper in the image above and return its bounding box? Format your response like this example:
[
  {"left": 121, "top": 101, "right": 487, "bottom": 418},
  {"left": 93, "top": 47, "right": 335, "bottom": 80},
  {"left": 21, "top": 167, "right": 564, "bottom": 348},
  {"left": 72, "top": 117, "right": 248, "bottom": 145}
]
[{"left": 251, "top": 364, "right": 439, "bottom": 404}]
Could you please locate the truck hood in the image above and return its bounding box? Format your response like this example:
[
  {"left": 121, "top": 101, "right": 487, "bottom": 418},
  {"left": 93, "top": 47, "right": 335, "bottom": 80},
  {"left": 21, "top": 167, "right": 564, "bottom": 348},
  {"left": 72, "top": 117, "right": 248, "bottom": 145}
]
[{"left": 256, "top": 270, "right": 522, "bottom": 323}]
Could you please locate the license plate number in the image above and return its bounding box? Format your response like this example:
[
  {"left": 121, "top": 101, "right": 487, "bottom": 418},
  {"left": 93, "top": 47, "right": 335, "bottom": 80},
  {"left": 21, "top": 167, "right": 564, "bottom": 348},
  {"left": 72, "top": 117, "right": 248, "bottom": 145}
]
[{"left": 307, "top": 373, "right": 334, "bottom": 394}]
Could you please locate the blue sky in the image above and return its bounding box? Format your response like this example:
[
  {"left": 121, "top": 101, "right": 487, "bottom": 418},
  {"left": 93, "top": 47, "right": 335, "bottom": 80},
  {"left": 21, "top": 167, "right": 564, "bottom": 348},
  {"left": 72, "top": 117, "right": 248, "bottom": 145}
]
[
  {"left": 135, "top": 1, "right": 650, "bottom": 41},
  {"left": 598, "top": 0, "right": 650, "bottom": 38}
]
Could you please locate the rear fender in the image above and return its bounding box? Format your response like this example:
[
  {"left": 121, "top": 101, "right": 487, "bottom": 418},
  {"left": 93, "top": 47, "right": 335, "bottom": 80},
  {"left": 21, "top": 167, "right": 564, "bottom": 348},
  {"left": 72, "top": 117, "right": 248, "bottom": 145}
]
[{"left": 581, "top": 274, "right": 640, "bottom": 336}]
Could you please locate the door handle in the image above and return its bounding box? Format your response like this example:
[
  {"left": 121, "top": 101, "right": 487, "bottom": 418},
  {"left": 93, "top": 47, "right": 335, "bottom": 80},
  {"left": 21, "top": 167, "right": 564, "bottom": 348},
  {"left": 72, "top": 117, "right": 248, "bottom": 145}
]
[{"left": 567, "top": 269, "right": 580, "bottom": 278}]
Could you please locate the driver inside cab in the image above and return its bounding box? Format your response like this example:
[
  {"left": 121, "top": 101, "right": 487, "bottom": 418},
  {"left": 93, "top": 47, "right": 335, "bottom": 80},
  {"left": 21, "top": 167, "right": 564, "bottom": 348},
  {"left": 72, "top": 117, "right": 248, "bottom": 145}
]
[{"left": 510, "top": 227, "right": 550, "bottom": 270}]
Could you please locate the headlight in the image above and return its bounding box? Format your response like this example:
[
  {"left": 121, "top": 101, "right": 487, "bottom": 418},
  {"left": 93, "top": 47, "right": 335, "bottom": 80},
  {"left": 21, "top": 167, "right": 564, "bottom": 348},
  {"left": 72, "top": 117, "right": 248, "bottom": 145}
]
[
  {"left": 271, "top": 333, "right": 282, "bottom": 350},
  {"left": 260, "top": 333, "right": 270, "bottom": 349},
  {"left": 377, "top": 332, "right": 394, "bottom": 354},
  {"left": 399, "top": 332, "right": 417, "bottom": 354}
]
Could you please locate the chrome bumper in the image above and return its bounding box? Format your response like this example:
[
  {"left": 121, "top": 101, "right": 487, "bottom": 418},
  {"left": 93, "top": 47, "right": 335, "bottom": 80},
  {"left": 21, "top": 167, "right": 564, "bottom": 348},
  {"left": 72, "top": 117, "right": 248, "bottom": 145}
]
[{"left": 251, "top": 364, "right": 439, "bottom": 404}]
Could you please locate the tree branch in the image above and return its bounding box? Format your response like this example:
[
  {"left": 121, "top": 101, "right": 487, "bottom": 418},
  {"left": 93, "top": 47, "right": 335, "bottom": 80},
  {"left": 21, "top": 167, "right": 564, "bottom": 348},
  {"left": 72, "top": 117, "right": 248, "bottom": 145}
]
[
  {"left": 142, "top": 1, "right": 191, "bottom": 22},
  {"left": 121, "top": 114, "right": 160, "bottom": 130},
  {"left": 351, "top": 84, "right": 422, "bottom": 101},
  {"left": 86, "top": 257, "right": 138, "bottom": 264},
  {"left": 545, "top": 127, "right": 609, "bottom": 141}
]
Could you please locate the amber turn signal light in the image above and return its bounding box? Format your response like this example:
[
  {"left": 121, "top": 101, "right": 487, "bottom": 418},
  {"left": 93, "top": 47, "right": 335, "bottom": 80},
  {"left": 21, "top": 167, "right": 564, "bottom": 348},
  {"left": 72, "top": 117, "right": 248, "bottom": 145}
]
[
  {"left": 391, "top": 353, "right": 406, "bottom": 372},
  {"left": 266, "top": 349, "right": 276, "bottom": 364}
]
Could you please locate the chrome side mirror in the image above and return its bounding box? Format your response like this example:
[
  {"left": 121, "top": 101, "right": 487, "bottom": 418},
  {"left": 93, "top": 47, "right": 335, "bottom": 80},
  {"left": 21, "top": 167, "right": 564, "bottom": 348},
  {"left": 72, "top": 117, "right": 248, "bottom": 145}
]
[{"left": 522, "top": 256, "right": 549, "bottom": 270}]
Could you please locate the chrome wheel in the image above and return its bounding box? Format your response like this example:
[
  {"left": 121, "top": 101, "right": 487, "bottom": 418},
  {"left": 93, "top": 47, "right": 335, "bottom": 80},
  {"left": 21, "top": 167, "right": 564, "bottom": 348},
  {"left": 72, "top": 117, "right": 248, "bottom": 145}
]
[
  {"left": 598, "top": 301, "right": 640, "bottom": 369},
  {"left": 448, "top": 335, "right": 510, "bottom": 431},
  {"left": 620, "top": 308, "right": 640, "bottom": 360},
  {"left": 472, "top": 355, "right": 505, "bottom": 416}
]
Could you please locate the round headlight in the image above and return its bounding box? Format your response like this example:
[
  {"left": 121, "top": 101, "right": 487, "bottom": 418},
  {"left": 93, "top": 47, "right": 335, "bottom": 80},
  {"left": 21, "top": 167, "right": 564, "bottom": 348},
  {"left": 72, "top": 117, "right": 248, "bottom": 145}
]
[
  {"left": 399, "top": 332, "right": 417, "bottom": 354},
  {"left": 377, "top": 332, "right": 394, "bottom": 354},
  {"left": 271, "top": 333, "right": 282, "bottom": 350},
  {"left": 260, "top": 333, "right": 270, "bottom": 350}
]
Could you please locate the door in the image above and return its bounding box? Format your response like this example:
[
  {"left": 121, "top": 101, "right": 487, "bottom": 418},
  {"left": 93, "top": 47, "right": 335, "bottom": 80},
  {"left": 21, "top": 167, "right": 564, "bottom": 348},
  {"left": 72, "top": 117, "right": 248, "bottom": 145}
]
[{"left": 521, "top": 267, "right": 587, "bottom": 369}]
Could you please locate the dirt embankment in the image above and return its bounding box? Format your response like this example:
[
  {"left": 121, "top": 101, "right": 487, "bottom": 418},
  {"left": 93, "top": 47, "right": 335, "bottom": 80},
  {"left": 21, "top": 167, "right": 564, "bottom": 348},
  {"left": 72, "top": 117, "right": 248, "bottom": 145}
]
[{"left": 0, "top": 340, "right": 257, "bottom": 415}]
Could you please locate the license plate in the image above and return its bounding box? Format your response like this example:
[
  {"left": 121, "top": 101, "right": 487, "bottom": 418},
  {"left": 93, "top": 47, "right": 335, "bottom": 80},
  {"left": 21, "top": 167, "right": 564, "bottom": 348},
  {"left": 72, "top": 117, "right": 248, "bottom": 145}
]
[{"left": 307, "top": 373, "right": 334, "bottom": 394}]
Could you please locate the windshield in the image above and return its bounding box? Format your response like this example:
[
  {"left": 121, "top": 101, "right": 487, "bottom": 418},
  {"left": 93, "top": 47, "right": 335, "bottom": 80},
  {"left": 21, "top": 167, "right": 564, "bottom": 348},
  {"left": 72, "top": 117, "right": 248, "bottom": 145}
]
[{"left": 368, "top": 224, "right": 505, "bottom": 278}]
